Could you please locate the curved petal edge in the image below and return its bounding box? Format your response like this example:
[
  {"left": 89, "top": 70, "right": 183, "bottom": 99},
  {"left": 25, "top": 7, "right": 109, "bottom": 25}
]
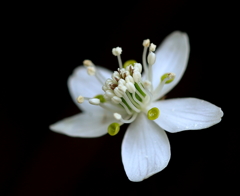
[
  {"left": 153, "top": 98, "right": 223, "bottom": 133},
  {"left": 121, "top": 113, "right": 171, "bottom": 182}
]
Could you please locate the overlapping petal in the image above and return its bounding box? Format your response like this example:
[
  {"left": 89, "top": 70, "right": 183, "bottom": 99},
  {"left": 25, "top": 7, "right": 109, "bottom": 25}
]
[
  {"left": 68, "top": 66, "right": 112, "bottom": 112},
  {"left": 152, "top": 31, "right": 190, "bottom": 100},
  {"left": 152, "top": 98, "right": 223, "bottom": 133},
  {"left": 49, "top": 109, "right": 115, "bottom": 137},
  {"left": 121, "top": 113, "right": 170, "bottom": 182}
]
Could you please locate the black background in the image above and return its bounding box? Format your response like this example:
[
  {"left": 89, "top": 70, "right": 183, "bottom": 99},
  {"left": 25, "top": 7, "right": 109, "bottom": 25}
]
[{"left": 1, "top": 0, "right": 237, "bottom": 195}]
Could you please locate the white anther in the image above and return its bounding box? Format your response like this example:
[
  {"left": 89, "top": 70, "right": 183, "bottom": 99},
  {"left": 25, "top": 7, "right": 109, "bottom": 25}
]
[
  {"left": 149, "top": 43, "right": 156, "bottom": 52},
  {"left": 105, "top": 78, "right": 113, "bottom": 86},
  {"left": 114, "top": 113, "right": 122, "bottom": 120},
  {"left": 167, "top": 73, "right": 176, "bottom": 80},
  {"left": 118, "top": 78, "right": 126, "bottom": 86},
  {"left": 133, "top": 71, "right": 141, "bottom": 83},
  {"left": 114, "top": 87, "right": 123, "bottom": 97},
  {"left": 134, "top": 63, "right": 142, "bottom": 73},
  {"left": 111, "top": 96, "right": 122, "bottom": 104},
  {"left": 125, "top": 75, "right": 134, "bottom": 83},
  {"left": 143, "top": 80, "right": 152, "bottom": 88},
  {"left": 105, "top": 89, "right": 115, "bottom": 98},
  {"left": 126, "top": 82, "right": 136, "bottom": 93},
  {"left": 118, "top": 84, "right": 127, "bottom": 93},
  {"left": 112, "top": 71, "right": 120, "bottom": 78},
  {"left": 147, "top": 51, "right": 156, "bottom": 66},
  {"left": 112, "top": 47, "right": 122, "bottom": 56},
  {"left": 89, "top": 98, "right": 100, "bottom": 105},
  {"left": 83, "top": 59, "right": 93, "bottom": 67},
  {"left": 143, "top": 39, "right": 150, "bottom": 47},
  {"left": 77, "top": 96, "right": 84, "bottom": 103},
  {"left": 103, "top": 93, "right": 110, "bottom": 100},
  {"left": 87, "top": 66, "right": 96, "bottom": 76},
  {"left": 112, "top": 76, "right": 120, "bottom": 83},
  {"left": 102, "top": 85, "right": 108, "bottom": 91}
]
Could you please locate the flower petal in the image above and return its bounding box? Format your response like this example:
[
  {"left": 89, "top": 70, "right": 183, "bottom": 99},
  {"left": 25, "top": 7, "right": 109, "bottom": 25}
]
[
  {"left": 49, "top": 109, "right": 115, "bottom": 137},
  {"left": 152, "top": 31, "right": 190, "bottom": 100},
  {"left": 121, "top": 113, "right": 170, "bottom": 182},
  {"left": 153, "top": 98, "right": 223, "bottom": 133},
  {"left": 68, "top": 66, "right": 112, "bottom": 112}
]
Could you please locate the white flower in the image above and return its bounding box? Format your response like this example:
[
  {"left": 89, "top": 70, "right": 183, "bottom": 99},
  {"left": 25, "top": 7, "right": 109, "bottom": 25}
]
[{"left": 50, "top": 31, "right": 223, "bottom": 182}]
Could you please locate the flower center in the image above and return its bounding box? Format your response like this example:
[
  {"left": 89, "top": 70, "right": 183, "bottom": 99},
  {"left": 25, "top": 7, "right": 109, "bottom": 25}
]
[{"left": 79, "top": 39, "right": 176, "bottom": 135}]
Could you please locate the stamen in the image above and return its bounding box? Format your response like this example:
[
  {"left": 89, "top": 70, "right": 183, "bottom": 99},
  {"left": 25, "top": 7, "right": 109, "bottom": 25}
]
[
  {"left": 143, "top": 80, "right": 151, "bottom": 89},
  {"left": 114, "top": 112, "right": 138, "bottom": 123},
  {"left": 112, "top": 47, "right": 123, "bottom": 69},
  {"left": 111, "top": 96, "right": 122, "bottom": 104},
  {"left": 161, "top": 73, "right": 176, "bottom": 84},
  {"left": 87, "top": 66, "right": 96, "bottom": 76},
  {"left": 123, "top": 94, "right": 141, "bottom": 113},
  {"left": 94, "top": 95, "right": 106, "bottom": 103},
  {"left": 113, "top": 113, "right": 122, "bottom": 120},
  {"left": 134, "top": 63, "right": 142, "bottom": 73},
  {"left": 119, "top": 102, "right": 133, "bottom": 115},
  {"left": 108, "top": 123, "right": 120, "bottom": 136},
  {"left": 142, "top": 39, "right": 150, "bottom": 80},
  {"left": 147, "top": 51, "right": 156, "bottom": 89},
  {"left": 99, "top": 102, "right": 125, "bottom": 113},
  {"left": 77, "top": 96, "right": 84, "bottom": 103},
  {"left": 153, "top": 73, "right": 176, "bottom": 100},
  {"left": 83, "top": 59, "right": 93, "bottom": 67},
  {"left": 147, "top": 107, "right": 160, "bottom": 120},
  {"left": 133, "top": 71, "right": 141, "bottom": 83},
  {"left": 149, "top": 43, "right": 156, "bottom": 52},
  {"left": 126, "top": 91, "right": 140, "bottom": 108},
  {"left": 123, "top": 60, "right": 137, "bottom": 69},
  {"left": 89, "top": 98, "right": 100, "bottom": 105}
]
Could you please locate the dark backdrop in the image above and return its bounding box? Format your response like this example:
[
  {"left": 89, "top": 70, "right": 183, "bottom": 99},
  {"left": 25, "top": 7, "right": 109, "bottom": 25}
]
[{"left": 1, "top": 0, "right": 237, "bottom": 195}]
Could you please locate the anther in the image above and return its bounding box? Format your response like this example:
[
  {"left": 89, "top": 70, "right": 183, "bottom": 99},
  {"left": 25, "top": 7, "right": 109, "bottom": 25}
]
[
  {"left": 125, "top": 82, "right": 136, "bottom": 93},
  {"left": 111, "top": 96, "right": 122, "bottom": 104},
  {"left": 143, "top": 80, "right": 152, "bottom": 89},
  {"left": 149, "top": 43, "right": 156, "bottom": 52},
  {"left": 153, "top": 73, "right": 176, "bottom": 100},
  {"left": 94, "top": 95, "right": 106, "bottom": 103},
  {"left": 89, "top": 98, "right": 100, "bottom": 105},
  {"left": 143, "top": 39, "right": 150, "bottom": 47},
  {"left": 113, "top": 113, "right": 122, "bottom": 120},
  {"left": 133, "top": 71, "right": 141, "bottom": 83},
  {"left": 112, "top": 47, "right": 123, "bottom": 69},
  {"left": 112, "top": 47, "right": 122, "bottom": 56},
  {"left": 77, "top": 96, "right": 84, "bottom": 103},
  {"left": 125, "top": 75, "right": 134, "bottom": 83},
  {"left": 83, "top": 59, "right": 93, "bottom": 67},
  {"left": 134, "top": 63, "right": 142, "bottom": 73},
  {"left": 123, "top": 60, "right": 137, "bottom": 69},
  {"left": 161, "top": 73, "right": 176, "bottom": 84},
  {"left": 147, "top": 52, "right": 156, "bottom": 66}
]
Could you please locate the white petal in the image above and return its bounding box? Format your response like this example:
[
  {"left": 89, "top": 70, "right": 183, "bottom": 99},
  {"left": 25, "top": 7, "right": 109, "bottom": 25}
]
[
  {"left": 49, "top": 109, "right": 115, "bottom": 137},
  {"left": 121, "top": 113, "right": 170, "bottom": 182},
  {"left": 152, "top": 31, "right": 190, "bottom": 100},
  {"left": 68, "top": 66, "right": 112, "bottom": 112},
  {"left": 153, "top": 98, "right": 223, "bottom": 133}
]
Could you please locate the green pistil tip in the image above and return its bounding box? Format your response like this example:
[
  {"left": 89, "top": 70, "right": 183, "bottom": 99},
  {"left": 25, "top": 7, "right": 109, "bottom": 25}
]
[
  {"left": 108, "top": 123, "right": 120, "bottom": 136},
  {"left": 94, "top": 95, "right": 106, "bottom": 103},
  {"left": 147, "top": 107, "right": 160, "bottom": 120},
  {"left": 161, "top": 73, "right": 175, "bottom": 84},
  {"left": 123, "top": 60, "right": 137, "bottom": 69}
]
